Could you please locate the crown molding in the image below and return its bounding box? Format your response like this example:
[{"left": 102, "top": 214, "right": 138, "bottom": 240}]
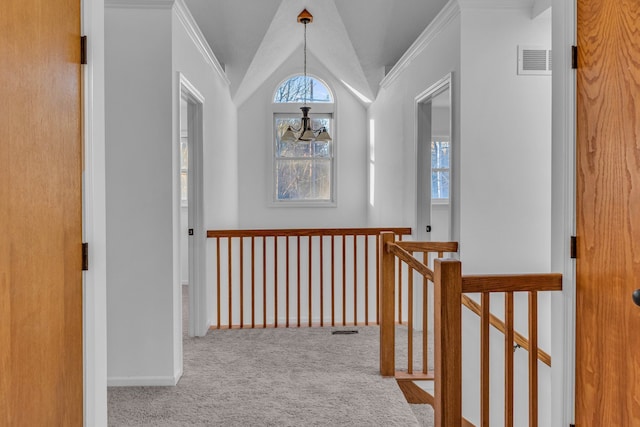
[
  {"left": 104, "top": 0, "right": 229, "bottom": 86},
  {"left": 105, "top": 0, "right": 174, "bottom": 9},
  {"left": 173, "top": 0, "right": 230, "bottom": 86},
  {"left": 380, "top": 0, "right": 461, "bottom": 89}
]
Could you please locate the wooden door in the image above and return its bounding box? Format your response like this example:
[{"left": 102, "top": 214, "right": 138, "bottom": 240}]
[
  {"left": 0, "top": 0, "right": 83, "bottom": 425},
  {"left": 576, "top": 0, "right": 640, "bottom": 424}
]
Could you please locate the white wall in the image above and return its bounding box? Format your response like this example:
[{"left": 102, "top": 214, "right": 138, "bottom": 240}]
[
  {"left": 458, "top": 6, "right": 552, "bottom": 426},
  {"left": 105, "top": 5, "right": 176, "bottom": 385},
  {"left": 459, "top": 7, "right": 552, "bottom": 275},
  {"left": 236, "top": 49, "right": 368, "bottom": 229},
  {"left": 105, "top": 0, "right": 238, "bottom": 385},
  {"left": 368, "top": 4, "right": 462, "bottom": 236}
]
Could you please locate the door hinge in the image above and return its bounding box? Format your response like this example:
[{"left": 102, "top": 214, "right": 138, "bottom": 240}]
[
  {"left": 571, "top": 45, "right": 578, "bottom": 69},
  {"left": 426, "top": 225, "right": 432, "bottom": 233},
  {"left": 81, "top": 36, "right": 87, "bottom": 65},
  {"left": 82, "top": 242, "right": 89, "bottom": 271},
  {"left": 570, "top": 236, "right": 577, "bottom": 259},
  {"left": 188, "top": 228, "right": 194, "bottom": 236}
]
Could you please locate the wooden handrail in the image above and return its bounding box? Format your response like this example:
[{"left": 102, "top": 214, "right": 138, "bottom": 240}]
[
  {"left": 387, "top": 243, "right": 434, "bottom": 281},
  {"left": 461, "top": 273, "right": 562, "bottom": 293},
  {"left": 461, "top": 294, "right": 552, "bottom": 366},
  {"left": 394, "top": 241, "right": 459, "bottom": 253},
  {"left": 207, "top": 227, "right": 412, "bottom": 238}
]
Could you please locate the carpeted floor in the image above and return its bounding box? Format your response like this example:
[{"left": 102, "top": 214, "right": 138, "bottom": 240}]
[{"left": 107, "top": 286, "right": 434, "bottom": 426}]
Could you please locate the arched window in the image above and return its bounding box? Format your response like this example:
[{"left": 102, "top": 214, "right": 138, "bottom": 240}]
[
  {"left": 272, "top": 75, "right": 335, "bottom": 205},
  {"left": 274, "top": 75, "right": 333, "bottom": 103}
]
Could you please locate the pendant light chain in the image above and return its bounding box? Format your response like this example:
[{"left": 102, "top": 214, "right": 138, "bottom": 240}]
[
  {"left": 303, "top": 21, "right": 308, "bottom": 106},
  {"left": 279, "top": 10, "right": 331, "bottom": 143}
]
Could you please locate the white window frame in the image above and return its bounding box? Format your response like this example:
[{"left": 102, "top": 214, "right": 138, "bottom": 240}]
[{"left": 270, "top": 75, "right": 337, "bottom": 207}]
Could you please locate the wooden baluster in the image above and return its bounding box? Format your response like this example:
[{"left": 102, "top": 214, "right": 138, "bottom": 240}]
[
  {"left": 331, "top": 235, "right": 335, "bottom": 327},
  {"left": 240, "top": 238, "right": 244, "bottom": 328},
  {"left": 320, "top": 236, "right": 324, "bottom": 327},
  {"left": 251, "top": 236, "right": 255, "bottom": 328},
  {"left": 505, "top": 292, "right": 514, "bottom": 427},
  {"left": 433, "top": 259, "right": 462, "bottom": 427},
  {"left": 342, "top": 235, "right": 346, "bottom": 326},
  {"left": 423, "top": 252, "right": 428, "bottom": 374},
  {"left": 379, "top": 232, "right": 396, "bottom": 376},
  {"left": 274, "top": 236, "right": 278, "bottom": 328},
  {"left": 228, "top": 237, "right": 232, "bottom": 328},
  {"left": 308, "top": 236, "right": 312, "bottom": 327},
  {"left": 365, "top": 235, "right": 369, "bottom": 326},
  {"left": 286, "top": 237, "right": 290, "bottom": 327},
  {"left": 263, "top": 236, "right": 267, "bottom": 328},
  {"left": 297, "top": 236, "right": 301, "bottom": 328},
  {"left": 216, "top": 237, "right": 221, "bottom": 329},
  {"left": 481, "top": 292, "right": 490, "bottom": 427},
  {"left": 529, "top": 291, "right": 539, "bottom": 427},
  {"left": 376, "top": 236, "right": 380, "bottom": 325},
  {"left": 398, "top": 234, "right": 403, "bottom": 324},
  {"left": 408, "top": 266, "right": 414, "bottom": 375},
  {"left": 353, "top": 234, "right": 358, "bottom": 325}
]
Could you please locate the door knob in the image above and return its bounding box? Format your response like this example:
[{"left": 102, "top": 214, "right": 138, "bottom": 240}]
[{"left": 633, "top": 289, "right": 640, "bottom": 307}]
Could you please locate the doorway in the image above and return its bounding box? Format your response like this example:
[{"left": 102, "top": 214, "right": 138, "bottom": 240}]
[
  {"left": 416, "top": 74, "right": 452, "bottom": 243},
  {"left": 179, "top": 74, "right": 207, "bottom": 337},
  {"left": 411, "top": 74, "right": 453, "bottom": 335}
]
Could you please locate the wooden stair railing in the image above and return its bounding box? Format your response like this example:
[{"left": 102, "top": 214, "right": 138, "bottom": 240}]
[
  {"left": 207, "top": 227, "right": 411, "bottom": 328},
  {"left": 380, "top": 236, "right": 459, "bottom": 380},
  {"left": 460, "top": 295, "right": 551, "bottom": 367},
  {"left": 379, "top": 232, "right": 563, "bottom": 427},
  {"left": 461, "top": 274, "right": 562, "bottom": 427}
]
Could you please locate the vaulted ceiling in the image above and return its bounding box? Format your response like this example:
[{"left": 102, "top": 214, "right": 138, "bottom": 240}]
[{"left": 184, "top": 0, "right": 449, "bottom": 105}]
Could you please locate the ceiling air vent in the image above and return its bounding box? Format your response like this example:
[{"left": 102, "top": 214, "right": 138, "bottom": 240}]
[{"left": 518, "top": 45, "right": 551, "bottom": 75}]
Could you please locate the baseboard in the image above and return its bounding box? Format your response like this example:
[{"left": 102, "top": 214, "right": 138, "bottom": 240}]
[
  {"left": 107, "top": 375, "right": 179, "bottom": 387},
  {"left": 174, "top": 365, "right": 183, "bottom": 384}
]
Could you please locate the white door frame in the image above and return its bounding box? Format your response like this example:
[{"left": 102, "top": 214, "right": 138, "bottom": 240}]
[
  {"left": 414, "top": 73, "right": 452, "bottom": 242},
  {"left": 550, "top": 0, "right": 577, "bottom": 424},
  {"left": 179, "top": 73, "right": 207, "bottom": 337},
  {"left": 82, "top": 0, "right": 107, "bottom": 424}
]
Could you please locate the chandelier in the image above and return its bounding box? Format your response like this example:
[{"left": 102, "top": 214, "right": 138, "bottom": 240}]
[{"left": 280, "top": 9, "right": 332, "bottom": 143}]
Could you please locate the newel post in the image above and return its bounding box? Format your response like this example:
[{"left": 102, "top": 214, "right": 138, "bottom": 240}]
[
  {"left": 379, "top": 232, "right": 396, "bottom": 377},
  {"left": 434, "top": 258, "right": 462, "bottom": 427}
]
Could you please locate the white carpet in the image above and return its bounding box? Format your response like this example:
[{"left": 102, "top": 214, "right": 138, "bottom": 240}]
[{"left": 107, "top": 287, "right": 433, "bottom": 426}]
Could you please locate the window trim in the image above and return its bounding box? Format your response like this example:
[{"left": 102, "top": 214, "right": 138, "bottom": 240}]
[{"left": 270, "top": 107, "right": 337, "bottom": 207}]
